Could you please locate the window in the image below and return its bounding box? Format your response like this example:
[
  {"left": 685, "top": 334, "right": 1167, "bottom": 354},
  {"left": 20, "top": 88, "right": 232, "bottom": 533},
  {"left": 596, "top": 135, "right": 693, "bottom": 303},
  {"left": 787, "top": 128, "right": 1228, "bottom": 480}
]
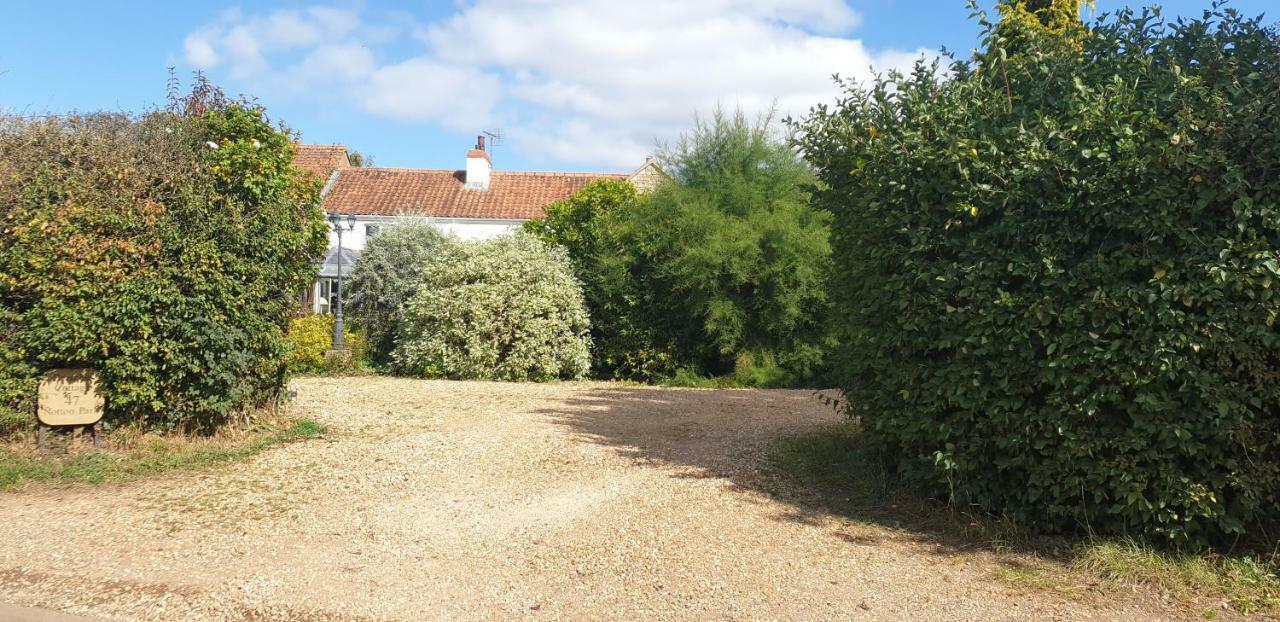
[
  {"left": 365, "top": 224, "right": 380, "bottom": 238},
  {"left": 315, "top": 278, "right": 340, "bottom": 314}
]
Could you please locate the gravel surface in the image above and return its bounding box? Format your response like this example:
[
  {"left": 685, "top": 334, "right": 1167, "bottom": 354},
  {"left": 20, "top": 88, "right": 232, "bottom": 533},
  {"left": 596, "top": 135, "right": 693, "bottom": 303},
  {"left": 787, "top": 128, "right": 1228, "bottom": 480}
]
[{"left": 0, "top": 377, "right": 1204, "bottom": 621}]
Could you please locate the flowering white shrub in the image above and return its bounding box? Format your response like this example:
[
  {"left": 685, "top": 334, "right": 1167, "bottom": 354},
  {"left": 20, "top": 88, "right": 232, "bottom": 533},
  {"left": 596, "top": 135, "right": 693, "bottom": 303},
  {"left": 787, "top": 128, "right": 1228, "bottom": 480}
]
[
  {"left": 393, "top": 233, "right": 592, "bottom": 381},
  {"left": 347, "top": 219, "right": 456, "bottom": 364}
]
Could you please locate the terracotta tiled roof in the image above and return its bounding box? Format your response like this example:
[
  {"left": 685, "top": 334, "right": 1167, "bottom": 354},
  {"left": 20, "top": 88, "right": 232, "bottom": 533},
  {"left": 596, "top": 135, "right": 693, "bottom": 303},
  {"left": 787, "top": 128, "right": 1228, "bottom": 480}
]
[
  {"left": 293, "top": 144, "right": 351, "bottom": 180},
  {"left": 321, "top": 168, "right": 628, "bottom": 220}
]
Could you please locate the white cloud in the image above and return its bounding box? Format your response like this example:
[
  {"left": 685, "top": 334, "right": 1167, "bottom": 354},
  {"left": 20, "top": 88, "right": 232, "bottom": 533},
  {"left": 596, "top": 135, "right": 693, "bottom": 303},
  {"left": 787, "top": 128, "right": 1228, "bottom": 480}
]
[
  {"left": 359, "top": 59, "right": 500, "bottom": 131},
  {"left": 306, "top": 6, "right": 363, "bottom": 36},
  {"left": 293, "top": 43, "right": 376, "bottom": 84},
  {"left": 182, "top": 7, "right": 364, "bottom": 78},
  {"left": 223, "top": 26, "right": 267, "bottom": 78},
  {"left": 180, "top": 1, "right": 929, "bottom": 168},
  {"left": 182, "top": 32, "right": 219, "bottom": 69}
]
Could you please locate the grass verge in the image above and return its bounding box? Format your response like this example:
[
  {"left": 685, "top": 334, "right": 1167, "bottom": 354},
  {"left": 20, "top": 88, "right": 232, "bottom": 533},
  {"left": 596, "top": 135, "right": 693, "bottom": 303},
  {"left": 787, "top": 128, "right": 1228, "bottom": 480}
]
[
  {"left": 1077, "top": 540, "right": 1279, "bottom": 615},
  {"left": 0, "top": 418, "right": 327, "bottom": 491},
  {"left": 767, "top": 425, "right": 1280, "bottom": 615}
]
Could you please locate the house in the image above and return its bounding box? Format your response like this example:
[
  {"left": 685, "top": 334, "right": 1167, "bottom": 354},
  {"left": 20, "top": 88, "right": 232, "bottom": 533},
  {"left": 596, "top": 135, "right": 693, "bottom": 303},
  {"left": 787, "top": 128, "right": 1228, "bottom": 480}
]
[{"left": 294, "top": 138, "right": 665, "bottom": 314}]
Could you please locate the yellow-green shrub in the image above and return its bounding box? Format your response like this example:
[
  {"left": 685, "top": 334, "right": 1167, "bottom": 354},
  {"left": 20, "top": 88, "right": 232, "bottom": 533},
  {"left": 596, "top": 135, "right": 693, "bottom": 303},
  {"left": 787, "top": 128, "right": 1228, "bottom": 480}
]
[{"left": 283, "top": 314, "right": 364, "bottom": 374}]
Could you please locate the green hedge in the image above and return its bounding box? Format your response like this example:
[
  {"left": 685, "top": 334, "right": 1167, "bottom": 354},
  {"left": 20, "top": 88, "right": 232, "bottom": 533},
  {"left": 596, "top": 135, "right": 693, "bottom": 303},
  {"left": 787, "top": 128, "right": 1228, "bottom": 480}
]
[
  {"left": 0, "top": 307, "right": 37, "bottom": 436},
  {"left": 0, "top": 84, "right": 328, "bottom": 430},
  {"left": 795, "top": 7, "right": 1280, "bottom": 545}
]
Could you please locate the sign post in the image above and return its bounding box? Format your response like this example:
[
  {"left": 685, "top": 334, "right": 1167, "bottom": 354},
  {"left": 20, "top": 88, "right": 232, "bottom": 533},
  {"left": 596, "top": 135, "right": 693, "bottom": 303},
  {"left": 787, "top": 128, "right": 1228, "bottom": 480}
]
[{"left": 36, "top": 368, "right": 105, "bottom": 451}]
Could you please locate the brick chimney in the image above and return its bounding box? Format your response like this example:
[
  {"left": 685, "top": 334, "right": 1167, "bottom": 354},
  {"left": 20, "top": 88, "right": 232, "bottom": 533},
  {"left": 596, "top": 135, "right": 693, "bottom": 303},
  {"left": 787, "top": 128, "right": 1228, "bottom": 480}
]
[{"left": 465, "top": 135, "right": 491, "bottom": 190}]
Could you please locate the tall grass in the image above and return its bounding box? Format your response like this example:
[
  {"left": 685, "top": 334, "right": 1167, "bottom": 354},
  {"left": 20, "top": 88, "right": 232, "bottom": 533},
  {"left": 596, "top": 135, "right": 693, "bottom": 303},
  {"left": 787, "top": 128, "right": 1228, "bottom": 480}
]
[{"left": 1076, "top": 540, "right": 1279, "bottom": 614}]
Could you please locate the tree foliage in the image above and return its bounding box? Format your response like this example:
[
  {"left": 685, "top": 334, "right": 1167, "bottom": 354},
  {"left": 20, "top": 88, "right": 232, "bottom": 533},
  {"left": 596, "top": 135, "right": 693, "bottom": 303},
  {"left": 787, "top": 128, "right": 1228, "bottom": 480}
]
[
  {"left": 523, "top": 180, "right": 671, "bottom": 378},
  {"left": 613, "top": 108, "right": 832, "bottom": 383},
  {"left": 996, "top": 0, "right": 1094, "bottom": 51},
  {"left": 528, "top": 109, "right": 832, "bottom": 385},
  {"left": 393, "top": 233, "right": 591, "bottom": 381},
  {"left": 794, "top": 6, "right": 1280, "bottom": 545},
  {"left": 524, "top": 179, "right": 637, "bottom": 273},
  {"left": 0, "top": 78, "right": 328, "bottom": 430},
  {"left": 347, "top": 219, "right": 455, "bottom": 365},
  {"left": 347, "top": 150, "right": 373, "bottom": 167}
]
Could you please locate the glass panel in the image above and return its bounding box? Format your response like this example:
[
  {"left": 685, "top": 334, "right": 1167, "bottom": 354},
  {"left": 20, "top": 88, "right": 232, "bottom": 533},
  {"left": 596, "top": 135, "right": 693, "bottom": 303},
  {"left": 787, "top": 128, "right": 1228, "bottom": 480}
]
[{"left": 316, "top": 278, "right": 337, "bottom": 315}]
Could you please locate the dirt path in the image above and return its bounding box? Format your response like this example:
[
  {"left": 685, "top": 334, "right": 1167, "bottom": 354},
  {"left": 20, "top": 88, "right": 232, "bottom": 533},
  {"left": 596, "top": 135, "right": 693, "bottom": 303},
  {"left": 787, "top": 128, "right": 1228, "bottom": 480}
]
[{"left": 0, "top": 377, "right": 1198, "bottom": 620}]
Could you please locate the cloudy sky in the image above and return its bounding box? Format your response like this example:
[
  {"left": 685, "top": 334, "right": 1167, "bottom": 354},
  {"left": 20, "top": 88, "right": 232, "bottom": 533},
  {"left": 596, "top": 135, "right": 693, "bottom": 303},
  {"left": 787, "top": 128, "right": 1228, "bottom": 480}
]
[{"left": 2, "top": 1, "right": 1274, "bottom": 171}]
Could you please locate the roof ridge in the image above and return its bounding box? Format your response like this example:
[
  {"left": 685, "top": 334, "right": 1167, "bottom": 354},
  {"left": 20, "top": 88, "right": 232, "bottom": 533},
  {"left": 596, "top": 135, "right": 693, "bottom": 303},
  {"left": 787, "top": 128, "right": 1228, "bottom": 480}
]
[
  {"left": 353, "top": 167, "right": 459, "bottom": 173},
  {"left": 349, "top": 167, "right": 627, "bottom": 177},
  {"left": 497, "top": 170, "right": 629, "bottom": 177}
]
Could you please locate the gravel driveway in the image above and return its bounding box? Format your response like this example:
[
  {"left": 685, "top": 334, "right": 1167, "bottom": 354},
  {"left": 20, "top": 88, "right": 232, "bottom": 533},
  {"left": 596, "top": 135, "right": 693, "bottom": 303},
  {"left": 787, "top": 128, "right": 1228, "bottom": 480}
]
[{"left": 0, "top": 377, "right": 1193, "bottom": 621}]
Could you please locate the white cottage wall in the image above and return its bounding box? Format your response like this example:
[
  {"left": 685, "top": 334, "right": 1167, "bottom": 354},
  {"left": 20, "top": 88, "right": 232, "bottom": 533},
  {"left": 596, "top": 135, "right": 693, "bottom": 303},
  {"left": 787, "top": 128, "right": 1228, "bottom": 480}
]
[
  {"left": 311, "top": 215, "right": 524, "bottom": 313},
  {"left": 326, "top": 216, "right": 526, "bottom": 252}
]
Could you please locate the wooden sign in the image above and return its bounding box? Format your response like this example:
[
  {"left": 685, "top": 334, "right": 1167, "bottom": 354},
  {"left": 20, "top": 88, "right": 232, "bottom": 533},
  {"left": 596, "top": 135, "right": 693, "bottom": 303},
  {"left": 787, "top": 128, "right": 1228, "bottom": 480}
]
[{"left": 37, "top": 368, "right": 104, "bottom": 426}]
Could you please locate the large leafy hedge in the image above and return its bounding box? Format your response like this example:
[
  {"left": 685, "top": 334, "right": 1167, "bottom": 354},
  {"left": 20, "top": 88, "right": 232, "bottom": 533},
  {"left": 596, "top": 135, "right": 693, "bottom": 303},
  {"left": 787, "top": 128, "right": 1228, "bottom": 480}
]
[
  {"left": 795, "top": 7, "right": 1280, "bottom": 544},
  {"left": 0, "top": 306, "right": 36, "bottom": 433},
  {"left": 393, "top": 233, "right": 592, "bottom": 381},
  {"left": 0, "top": 85, "right": 328, "bottom": 430}
]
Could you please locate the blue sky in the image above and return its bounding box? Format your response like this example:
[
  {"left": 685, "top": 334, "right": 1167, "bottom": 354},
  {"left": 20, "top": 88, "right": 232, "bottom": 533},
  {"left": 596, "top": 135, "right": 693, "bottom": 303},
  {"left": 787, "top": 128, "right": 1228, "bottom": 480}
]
[{"left": 1, "top": 1, "right": 1273, "bottom": 172}]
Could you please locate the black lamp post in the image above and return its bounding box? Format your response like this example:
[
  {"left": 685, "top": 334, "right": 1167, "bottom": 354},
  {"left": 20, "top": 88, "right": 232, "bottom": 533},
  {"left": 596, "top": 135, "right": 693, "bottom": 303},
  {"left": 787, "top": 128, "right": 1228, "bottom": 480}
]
[{"left": 327, "top": 212, "right": 357, "bottom": 350}]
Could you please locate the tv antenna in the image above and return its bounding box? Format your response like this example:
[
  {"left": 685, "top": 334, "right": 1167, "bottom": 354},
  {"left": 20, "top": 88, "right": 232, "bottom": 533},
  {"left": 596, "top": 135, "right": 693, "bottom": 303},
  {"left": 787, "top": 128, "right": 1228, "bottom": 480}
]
[{"left": 482, "top": 129, "right": 504, "bottom": 157}]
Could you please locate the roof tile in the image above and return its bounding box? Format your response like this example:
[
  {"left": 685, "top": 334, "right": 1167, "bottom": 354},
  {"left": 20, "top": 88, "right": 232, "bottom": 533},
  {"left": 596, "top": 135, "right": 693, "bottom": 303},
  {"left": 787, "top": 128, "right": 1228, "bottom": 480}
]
[
  {"left": 293, "top": 144, "right": 351, "bottom": 180},
  {"left": 321, "top": 168, "right": 628, "bottom": 220}
]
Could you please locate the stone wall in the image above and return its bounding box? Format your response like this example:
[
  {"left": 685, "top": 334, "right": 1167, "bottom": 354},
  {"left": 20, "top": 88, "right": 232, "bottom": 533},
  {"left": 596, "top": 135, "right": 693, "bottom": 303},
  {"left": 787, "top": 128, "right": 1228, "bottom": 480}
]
[{"left": 626, "top": 158, "right": 668, "bottom": 193}]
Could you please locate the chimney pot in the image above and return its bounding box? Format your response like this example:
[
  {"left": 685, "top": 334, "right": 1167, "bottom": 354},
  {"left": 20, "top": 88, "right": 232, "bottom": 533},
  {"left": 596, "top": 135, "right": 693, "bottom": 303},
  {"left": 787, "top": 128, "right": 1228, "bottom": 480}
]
[{"left": 477, "top": 135, "right": 485, "bottom": 151}]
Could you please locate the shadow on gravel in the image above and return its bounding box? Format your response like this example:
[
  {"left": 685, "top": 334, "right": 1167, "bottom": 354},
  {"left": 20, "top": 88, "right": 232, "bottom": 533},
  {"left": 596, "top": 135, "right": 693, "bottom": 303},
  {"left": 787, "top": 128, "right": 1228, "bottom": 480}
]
[{"left": 537, "top": 386, "right": 1045, "bottom": 561}]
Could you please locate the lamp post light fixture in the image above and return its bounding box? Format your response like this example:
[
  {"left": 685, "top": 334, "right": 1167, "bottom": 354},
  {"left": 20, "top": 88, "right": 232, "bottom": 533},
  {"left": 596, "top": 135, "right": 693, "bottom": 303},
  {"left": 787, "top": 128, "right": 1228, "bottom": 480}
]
[{"left": 327, "top": 212, "right": 357, "bottom": 350}]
